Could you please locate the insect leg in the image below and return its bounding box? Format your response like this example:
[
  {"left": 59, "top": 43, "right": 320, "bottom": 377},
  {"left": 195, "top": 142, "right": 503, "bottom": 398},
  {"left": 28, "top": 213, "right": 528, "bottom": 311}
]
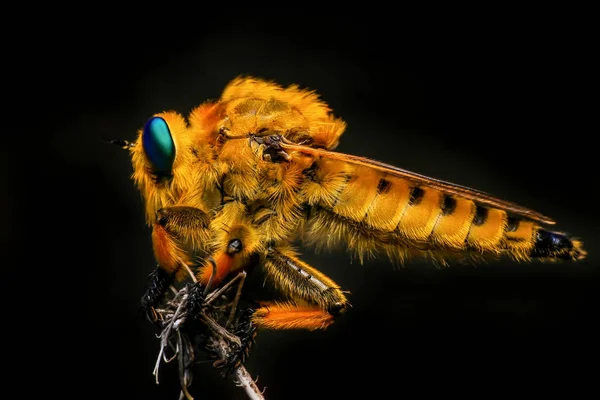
[
  {"left": 203, "top": 272, "right": 257, "bottom": 375},
  {"left": 149, "top": 206, "right": 213, "bottom": 318},
  {"left": 151, "top": 206, "right": 211, "bottom": 281},
  {"left": 251, "top": 301, "right": 339, "bottom": 330},
  {"left": 140, "top": 264, "right": 174, "bottom": 322},
  {"left": 250, "top": 246, "right": 350, "bottom": 330},
  {"left": 217, "top": 306, "right": 258, "bottom": 376}
]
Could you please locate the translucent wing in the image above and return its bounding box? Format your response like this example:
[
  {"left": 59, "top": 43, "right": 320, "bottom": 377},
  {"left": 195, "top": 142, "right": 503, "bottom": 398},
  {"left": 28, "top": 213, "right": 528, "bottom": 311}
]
[{"left": 282, "top": 141, "right": 555, "bottom": 225}]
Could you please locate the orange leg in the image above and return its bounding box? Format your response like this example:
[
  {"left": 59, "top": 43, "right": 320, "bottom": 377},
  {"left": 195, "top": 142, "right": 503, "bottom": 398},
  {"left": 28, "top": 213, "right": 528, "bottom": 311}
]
[
  {"left": 151, "top": 206, "right": 211, "bottom": 281},
  {"left": 252, "top": 247, "right": 351, "bottom": 330},
  {"left": 251, "top": 302, "right": 336, "bottom": 330}
]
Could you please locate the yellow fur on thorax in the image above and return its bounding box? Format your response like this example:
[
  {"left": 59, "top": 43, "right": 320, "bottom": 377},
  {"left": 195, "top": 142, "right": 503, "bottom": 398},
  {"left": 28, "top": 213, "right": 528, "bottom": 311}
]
[
  {"left": 218, "top": 140, "right": 262, "bottom": 200},
  {"left": 219, "top": 77, "right": 346, "bottom": 149},
  {"left": 255, "top": 161, "right": 307, "bottom": 243}
]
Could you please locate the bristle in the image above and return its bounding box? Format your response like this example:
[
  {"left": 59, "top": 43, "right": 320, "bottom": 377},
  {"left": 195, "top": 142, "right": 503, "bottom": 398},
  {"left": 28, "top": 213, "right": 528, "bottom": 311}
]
[{"left": 220, "top": 76, "right": 346, "bottom": 149}]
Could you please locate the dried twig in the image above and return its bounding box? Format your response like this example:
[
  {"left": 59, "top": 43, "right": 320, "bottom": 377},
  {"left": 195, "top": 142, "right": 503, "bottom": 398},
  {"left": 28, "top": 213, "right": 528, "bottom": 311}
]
[
  {"left": 205, "top": 271, "right": 246, "bottom": 306},
  {"left": 199, "top": 313, "right": 242, "bottom": 347},
  {"left": 210, "top": 337, "right": 265, "bottom": 400},
  {"left": 149, "top": 269, "right": 265, "bottom": 400}
]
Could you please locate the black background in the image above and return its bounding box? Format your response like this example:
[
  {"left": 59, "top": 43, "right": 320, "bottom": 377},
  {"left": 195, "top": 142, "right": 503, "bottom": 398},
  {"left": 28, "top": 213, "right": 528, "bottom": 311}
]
[{"left": 6, "top": 9, "right": 598, "bottom": 400}]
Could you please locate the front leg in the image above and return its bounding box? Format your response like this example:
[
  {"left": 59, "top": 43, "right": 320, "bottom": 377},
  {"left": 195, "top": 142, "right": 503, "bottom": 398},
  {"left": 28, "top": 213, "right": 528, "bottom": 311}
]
[
  {"left": 142, "top": 206, "right": 211, "bottom": 320},
  {"left": 151, "top": 206, "right": 211, "bottom": 282},
  {"left": 140, "top": 265, "right": 174, "bottom": 322},
  {"left": 251, "top": 246, "right": 351, "bottom": 330}
]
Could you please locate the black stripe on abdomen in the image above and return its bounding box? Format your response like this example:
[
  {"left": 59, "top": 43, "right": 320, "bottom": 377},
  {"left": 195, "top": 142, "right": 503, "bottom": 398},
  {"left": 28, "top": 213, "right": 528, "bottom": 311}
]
[
  {"left": 472, "top": 205, "right": 488, "bottom": 226},
  {"left": 408, "top": 187, "right": 425, "bottom": 205}
]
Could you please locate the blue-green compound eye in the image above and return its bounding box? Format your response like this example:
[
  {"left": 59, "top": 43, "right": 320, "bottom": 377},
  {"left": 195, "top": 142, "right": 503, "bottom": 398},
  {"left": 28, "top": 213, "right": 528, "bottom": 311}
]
[{"left": 142, "top": 116, "right": 176, "bottom": 174}]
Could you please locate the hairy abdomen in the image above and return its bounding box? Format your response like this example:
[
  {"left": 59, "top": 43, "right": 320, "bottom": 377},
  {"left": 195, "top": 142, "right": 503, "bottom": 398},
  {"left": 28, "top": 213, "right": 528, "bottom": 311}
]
[{"left": 301, "top": 159, "right": 585, "bottom": 263}]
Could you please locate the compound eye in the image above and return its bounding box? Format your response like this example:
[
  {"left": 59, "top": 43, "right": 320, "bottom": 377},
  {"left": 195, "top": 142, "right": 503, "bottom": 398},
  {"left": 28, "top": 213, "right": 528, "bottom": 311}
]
[
  {"left": 142, "top": 116, "right": 175, "bottom": 174},
  {"left": 227, "top": 239, "right": 243, "bottom": 255}
]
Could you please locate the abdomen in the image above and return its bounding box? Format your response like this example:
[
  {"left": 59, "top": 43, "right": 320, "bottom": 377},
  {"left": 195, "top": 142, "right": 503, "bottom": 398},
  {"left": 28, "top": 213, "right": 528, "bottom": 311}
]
[{"left": 301, "top": 159, "right": 586, "bottom": 264}]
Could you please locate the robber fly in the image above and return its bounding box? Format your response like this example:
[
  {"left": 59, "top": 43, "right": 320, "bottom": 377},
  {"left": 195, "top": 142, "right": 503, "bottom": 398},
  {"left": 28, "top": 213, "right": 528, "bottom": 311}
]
[{"left": 113, "top": 76, "right": 586, "bottom": 377}]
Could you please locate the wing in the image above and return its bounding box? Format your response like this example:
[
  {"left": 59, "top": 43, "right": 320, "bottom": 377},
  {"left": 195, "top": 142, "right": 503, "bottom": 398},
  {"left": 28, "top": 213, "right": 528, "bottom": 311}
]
[{"left": 282, "top": 141, "right": 555, "bottom": 225}]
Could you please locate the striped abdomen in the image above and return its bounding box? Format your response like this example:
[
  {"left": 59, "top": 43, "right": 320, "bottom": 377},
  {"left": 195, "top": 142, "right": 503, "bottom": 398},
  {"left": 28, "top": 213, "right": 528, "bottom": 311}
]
[{"left": 301, "top": 158, "right": 586, "bottom": 263}]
